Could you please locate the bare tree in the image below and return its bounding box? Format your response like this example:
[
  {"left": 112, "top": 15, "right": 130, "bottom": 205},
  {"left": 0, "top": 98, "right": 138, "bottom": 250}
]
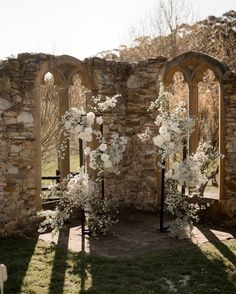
[
  {"left": 149, "top": 0, "right": 197, "bottom": 57},
  {"left": 40, "top": 74, "right": 60, "bottom": 172},
  {"left": 116, "top": 0, "right": 198, "bottom": 61}
]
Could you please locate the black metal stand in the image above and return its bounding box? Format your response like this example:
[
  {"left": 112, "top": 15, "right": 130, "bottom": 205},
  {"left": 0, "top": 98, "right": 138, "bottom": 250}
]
[
  {"left": 160, "top": 159, "right": 169, "bottom": 232},
  {"left": 79, "top": 139, "right": 90, "bottom": 237},
  {"left": 182, "top": 144, "right": 187, "bottom": 196},
  {"left": 79, "top": 139, "right": 83, "bottom": 168},
  {"left": 100, "top": 123, "right": 105, "bottom": 199}
]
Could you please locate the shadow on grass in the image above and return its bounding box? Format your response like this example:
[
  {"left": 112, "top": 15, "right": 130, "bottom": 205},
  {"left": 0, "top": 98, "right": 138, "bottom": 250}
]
[
  {"left": 48, "top": 227, "right": 70, "bottom": 294},
  {"left": 1, "top": 221, "right": 236, "bottom": 293},
  {"left": 0, "top": 235, "right": 39, "bottom": 294},
  {"left": 197, "top": 225, "right": 236, "bottom": 266},
  {"left": 73, "top": 235, "right": 236, "bottom": 293},
  {"left": 48, "top": 218, "right": 86, "bottom": 293}
]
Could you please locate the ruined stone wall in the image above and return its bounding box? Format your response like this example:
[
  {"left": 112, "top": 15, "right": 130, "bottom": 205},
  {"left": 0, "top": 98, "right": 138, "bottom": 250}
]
[
  {"left": 85, "top": 57, "right": 130, "bottom": 207},
  {"left": 1, "top": 52, "right": 236, "bottom": 235},
  {"left": 86, "top": 57, "right": 167, "bottom": 210},
  {"left": 124, "top": 57, "right": 167, "bottom": 210},
  {"left": 0, "top": 53, "right": 50, "bottom": 234},
  {"left": 222, "top": 73, "right": 236, "bottom": 217}
]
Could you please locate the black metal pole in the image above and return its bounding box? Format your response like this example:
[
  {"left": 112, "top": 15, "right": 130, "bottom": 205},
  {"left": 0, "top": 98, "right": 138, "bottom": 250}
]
[
  {"left": 79, "top": 139, "right": 89, "bottom": 236},
  {"left": 100, "top": 123, "right": 105, "bottom": 199},
  {"left": 160, "top": 159, "right": 168, "bottom": 232},
  {"left": 182, "top": 142, "right": 187, "bottom": 196},
  {"left": 79, "top": 139, "right": 83, "bottom": 168}
]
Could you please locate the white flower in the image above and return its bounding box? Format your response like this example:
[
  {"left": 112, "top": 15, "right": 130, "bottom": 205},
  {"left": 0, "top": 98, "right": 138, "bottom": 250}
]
[
  {"left": 86, "top": 112, "right": 95, "bottom": 125},
  {"left": 75, "top": 124, "right": 83, "bottom": 133},
  {"left": 96, "top": 95, "right": 118, "bottom": 111},
  {"left": 79, "top": 132, "right": 92, "bottom": 142},
  {"left": 99, "top": 143, "right": 107, "bottom": 152},
  {"left": 70, "top": 107, "right": 80, "bottom": 115},
  {"left": 84, "top": 127, "right": 93, "bottom": 135},
  {"left": 96, "top": 116, "right": 103, "bottom": 125},
  {"left": 64, "top": 121, "right": 71, "bottom": 130},
  {"left": 84, "top": 147, "right": 91, "bottom": 155},
  {"left": 162, "top": 132, "right": 171, "bottom": 142},
  {"left": 169, "top": 142, "right": 175, "bottom": 150},
  {"left": 79, "top": 132, "right": 86, "bottom": 140},
  {"left": 170, "top": 122, "right": 180, "bottom": 133},
  {"left": 159, "top": 125, "right": 168, "bottom": 135},
  {"left": 85, "top": 134, "right": 92, "bottom": 142},
  {"left": 137, "top": 127, "right": 152, "bottom": 142},
  {"left": 172, "top": 162, "right": 180, "bottom": 170},
  {"left": 104, "top": 160, "right": 112, "bottom": 168},
  {"left": 165, "top": 170, "right": 172, "bottom": 179},
  {"left": 153, "top": 135, "right": 164, "bottom": 147},
  {"left": 101, "top": 154, "right": 109, "bottom": 162}
]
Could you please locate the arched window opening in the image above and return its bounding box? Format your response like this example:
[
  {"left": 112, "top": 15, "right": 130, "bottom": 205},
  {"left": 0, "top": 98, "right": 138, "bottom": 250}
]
[
  {"left": 166, "top": 72, "right": 189, "bottom": 194},
  {"left": 68, "top": 74, "right": 89, "bottom": 173},
  {"left": 168, "top": 71, "right": 188, "bottom": 111},
  {"left": 168, "top": 71, "right": 189, "bottom": 165},
  {"left": 198, "top": 69, "right": 220, "bottom": 199},
  {"left": 40, "top": 72, "right": 60, "bottom": 192}
]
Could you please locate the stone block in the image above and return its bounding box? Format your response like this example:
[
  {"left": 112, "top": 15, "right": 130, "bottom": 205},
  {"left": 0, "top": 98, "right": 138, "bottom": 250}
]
[
  {"left": 0, "top": 97, "right": 12, "bottom": 111},
  {"left": 17, "top": 111, "right": 34, "bottom": 125},
  {"left": 7, "top": 166, "right": 19, "bottom": 174},
  {"left": 127, "top": 75, "right": 141, "bottom": 89}
]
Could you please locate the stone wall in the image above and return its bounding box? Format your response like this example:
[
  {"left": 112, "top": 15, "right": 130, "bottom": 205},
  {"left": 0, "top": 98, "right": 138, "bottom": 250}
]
[
  {"left": 0, "top": 54, "right": 50, "bottom": 234},
  {"left": 1, "top": 52, "right": 236, "bottom": 235},
  {"left": 85, "top": 57, "right": 130, "bottom": 207},
  {"left": 85, "top": 57, "right": 167, "bottom": 210},
  {"left": 222, "top": 72, "right": 236, "bottom": 217},
  {"left": 123, "top": 57, "right": 167, "bottom": 209}
]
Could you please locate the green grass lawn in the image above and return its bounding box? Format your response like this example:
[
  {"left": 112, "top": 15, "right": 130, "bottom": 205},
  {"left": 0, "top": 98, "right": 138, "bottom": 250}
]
[{"left": 0, "top": 236, "right": 236, "bottom": 293}]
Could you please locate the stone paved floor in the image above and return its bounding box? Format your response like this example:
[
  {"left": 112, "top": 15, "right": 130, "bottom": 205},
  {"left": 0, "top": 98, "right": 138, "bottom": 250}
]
[{"left": 39, "top": 212, "right": 236, "bottom": 257}]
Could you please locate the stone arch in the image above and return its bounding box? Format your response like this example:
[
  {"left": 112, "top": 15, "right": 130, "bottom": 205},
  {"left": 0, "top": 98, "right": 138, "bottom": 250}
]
[
  {"left": 33, "top": 55, "right": 94, "bottom": 209},
  {"left": 55, "top": 55, "right": 92, "bottom": 88},
  {"left": 161, "top": 51, "right": 229, "bottom": 85},
  {"left": 160, "top": 52, "right": 229, "bottom": 202}
]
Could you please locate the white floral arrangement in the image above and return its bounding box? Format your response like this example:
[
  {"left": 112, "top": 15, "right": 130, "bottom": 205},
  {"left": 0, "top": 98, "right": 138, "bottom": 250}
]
[
  {"left": 139, "top": 83, "right": 217, "bottom": 239},
  {"left": 137, "top": 127, "right": 152, "bottom": 143},
  {"left": 39, "top": 94, "right": 127, "bottom": 236},
  {"left": 93, "top": 94, "right": 121, "bottom": 112},
  {"left": 39, "top": 168, "right": 118, "bottom": 236}
]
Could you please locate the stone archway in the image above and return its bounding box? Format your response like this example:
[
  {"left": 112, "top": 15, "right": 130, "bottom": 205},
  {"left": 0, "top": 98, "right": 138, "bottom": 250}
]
[
  {"left": 1, "top": 51, "right": 236, "bottom": 235},
  {"left": 34, "top": 55, "right": 94, "bottom": 207},
  {"left": 160, "top": 51, "right": 230, "bottom": 202}
]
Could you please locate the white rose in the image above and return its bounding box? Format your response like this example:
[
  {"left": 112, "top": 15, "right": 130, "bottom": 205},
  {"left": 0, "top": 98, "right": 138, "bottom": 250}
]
[
  {"left": 84, "top": 147, "right": 91, "bottom": 155},
  {"left": 64, "top": 121, "right": 71, "bottom": 130},
  {"left": 153, "top": 135, "right": 163, "bottom": 147},
  {"left": 96, "top": 116, "right": 103, "bottom": 125},
  {"left": 79, "top": 132, "right": 92, "bottom": 142},
  {"left": 79, "top": 132, "right": 86, "bottom": 140},
  {"left": 162, "top": 132, "right": 171, "bottom": 142},
  {"left": 99, "top": 143, "right": 107, "bottom": 152},
  {"left": 75, "top": 124, "right": 83, "bottom": 133},
  {"left": 84, "top": 127, "right": 93, "bottom": 135},
  {"left": 101, "top": 154, "right": 109, "bottom": 162},
  {"left": 159, "top": 125, "right": 168, "bottom": 135},
  {"left": 86, "top": 112, "right": 95, "bottom": 125},
  {"left": 104, "top": 160, "right": 112, "bottom": 168},
  {"left": 85, "top": 134, "right": 92, "bottom": 142}
]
